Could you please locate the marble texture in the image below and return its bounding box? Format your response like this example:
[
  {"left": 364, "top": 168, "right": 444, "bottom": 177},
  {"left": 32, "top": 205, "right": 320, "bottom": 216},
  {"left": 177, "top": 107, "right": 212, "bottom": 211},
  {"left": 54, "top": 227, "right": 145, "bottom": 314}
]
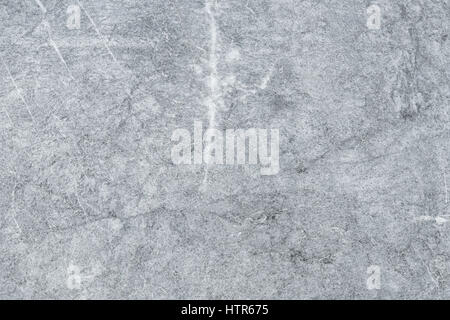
[{"left": 0, "top": 0, "right": 449, "bottom": 299}]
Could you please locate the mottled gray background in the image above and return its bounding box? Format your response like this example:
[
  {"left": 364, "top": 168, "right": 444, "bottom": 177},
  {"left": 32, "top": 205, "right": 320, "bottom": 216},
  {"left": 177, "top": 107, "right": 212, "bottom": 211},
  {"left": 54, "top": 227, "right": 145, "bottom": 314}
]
[{"left": 0, "top": 0, "right": 449, "bottom": 299}]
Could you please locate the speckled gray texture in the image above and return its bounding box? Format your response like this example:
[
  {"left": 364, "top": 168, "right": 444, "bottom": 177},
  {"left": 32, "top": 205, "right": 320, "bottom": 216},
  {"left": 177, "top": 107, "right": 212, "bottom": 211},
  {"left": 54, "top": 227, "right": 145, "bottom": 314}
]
[{"left": 0, "top": 0, "right": 449, "bottom": 300}]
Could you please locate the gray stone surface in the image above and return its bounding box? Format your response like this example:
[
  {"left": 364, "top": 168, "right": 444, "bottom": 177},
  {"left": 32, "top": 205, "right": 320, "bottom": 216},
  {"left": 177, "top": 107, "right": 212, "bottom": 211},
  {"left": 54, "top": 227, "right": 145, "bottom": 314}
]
[{"left": 0, "top": 0, "right": 449, "bottom": 299}]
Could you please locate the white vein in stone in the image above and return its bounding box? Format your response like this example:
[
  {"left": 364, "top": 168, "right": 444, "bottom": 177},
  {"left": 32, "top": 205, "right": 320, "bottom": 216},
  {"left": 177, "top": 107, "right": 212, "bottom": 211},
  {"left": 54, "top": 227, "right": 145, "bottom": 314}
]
[
  {"left": 444, "top": 172, "right": 448, "bottom": 204},
  {"left": 202, "top": 0, "right": 224, "bottom": 189},
  {"left": 2, "top": 106, "right": 13, "bottom": 126},
  {"left": 0, "top": 57, "right": 35, "bottom": 123},
  {"left": 259, "top": 68, "right": 274, "bottom": 90},
  {"left": 47, "top": 29, "right": 75, "bottom": 81},
  {"left": 415, "top": 215, "right": 450, "bottom": 225},
  {"left": 33, "top": 0, "right": 47, "bottom": 14},
  {"left": 77, "top": 0, "right": 118, "bottom": 63}
]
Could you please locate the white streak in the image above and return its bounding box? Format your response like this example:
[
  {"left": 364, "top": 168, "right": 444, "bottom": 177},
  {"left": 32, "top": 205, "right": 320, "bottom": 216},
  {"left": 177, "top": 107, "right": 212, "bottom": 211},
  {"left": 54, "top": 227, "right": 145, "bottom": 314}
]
[
  {"left": 52, "top": 114, "right": 68, "bottom": 139},
  {"left": 426, "top": 265, "right": 439, "bottom": 288},
  {"left": 444, "top": 172, "right": 448, "bottom": 204},
  {"left": 259, "top": 68, "right": 273, "bottom": 90},
  {"left": 2, "top": 108, "right": 13, "bottom": 126},
  {"left": 13, "top": 216, "right": 22, "bottom": 234},
  {"left": 77, "top": 0, "right": 117, "bottom": 63},
  {"left": 202, "top": 0, "right": 223, "bottom": 189},
  {"left": 415, "top": 215, "right": 450, "bottom": 225},
  {"left": 33, "top": 0, "right": 47, "bottom": 14},
  {"left": 245, "top": 0, "right": 256, "bottom": 15},
  {"left": 76, "top": 1, "right": 133, "bottom": 101},
  {"left": 11, "top": 176, "right": 21, "bottom": 234},
  {"left": 47, "top": 33, "right": 75, "bottom": 81},
  {"left": 0, "top": 57, "right": 35, "bottom": 122},
  {"left": 76, "top": 190, "right": 88, "bottom": 217},
  {"left": 32, "top": 0, "right": 74, "bottom": 81},
  {"left": 205, "top": 0, "right": 223, "bottom": 125}
]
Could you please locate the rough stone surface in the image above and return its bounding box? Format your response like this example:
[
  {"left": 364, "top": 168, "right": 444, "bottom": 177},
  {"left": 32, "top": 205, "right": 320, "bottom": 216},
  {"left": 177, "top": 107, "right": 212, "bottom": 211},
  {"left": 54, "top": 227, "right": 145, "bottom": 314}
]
[{"left": 0, "top": 0, "right": 449, "bottom": 299}]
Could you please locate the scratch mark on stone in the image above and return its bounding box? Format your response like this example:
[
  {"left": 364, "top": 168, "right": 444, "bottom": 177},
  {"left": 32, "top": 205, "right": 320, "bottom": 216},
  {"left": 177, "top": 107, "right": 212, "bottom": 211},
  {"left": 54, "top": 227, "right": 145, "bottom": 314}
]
[
  {"left": 2, "top": 106, "right": 13, "bottom": 126},
  {"left": 13, "top": 216, "right": 22, "bottom": 234},
  {"left": 77, "top": 0, "right": 118, "bottom": 63},
  {"left": 76, "top": 188, "right": 88, "bottom": 217},
  {"left": 47, "top": 30, "right": 75, "bottom": 81},
  {"left": 33, "top": 2, "right": 74, "bottom": 83},
  {"left": 0, "top": 57, "right": 35, "bottom": 123},
  {"left": 11, "top": 174, "right": 22, "bottom": 234},
  {"left": 76, "top": 0, "right": 135, "bottom": 101}
]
